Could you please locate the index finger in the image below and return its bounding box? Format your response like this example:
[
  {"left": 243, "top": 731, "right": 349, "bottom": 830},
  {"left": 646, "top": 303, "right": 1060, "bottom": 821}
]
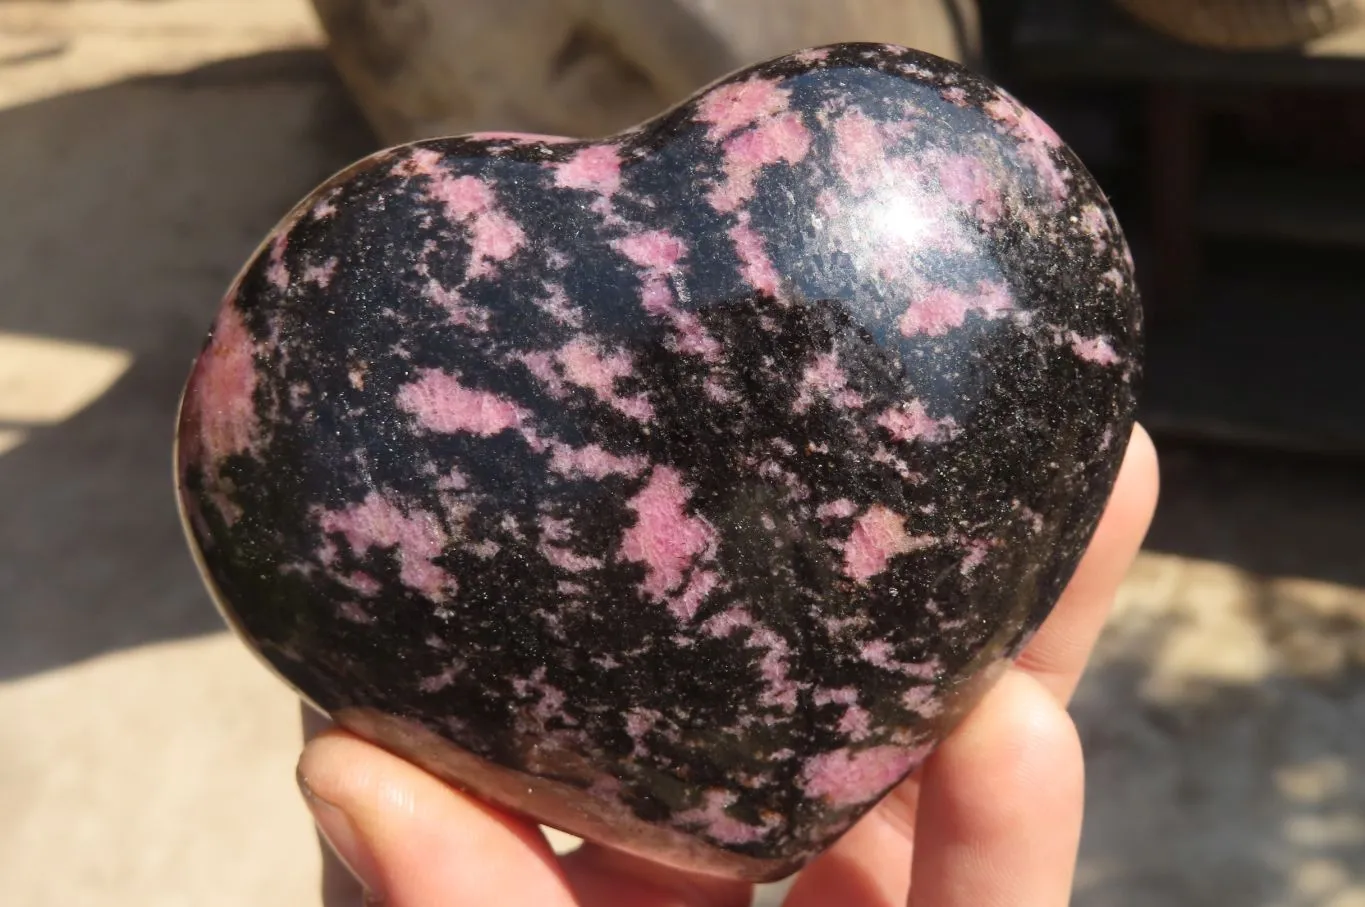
[
  {"left": 781, "top": 422, "right": 1157, "bottom": 907},
  {"left": 1013, "top": 423, "right": 1159, "bottom": 702}
]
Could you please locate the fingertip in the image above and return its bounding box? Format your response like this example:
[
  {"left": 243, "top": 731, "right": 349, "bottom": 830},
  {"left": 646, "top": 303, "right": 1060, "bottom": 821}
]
[
  {"left": 296, "top": 729, "right": 404, "bottom": 834},
  {"left": 928, "top": 671, "right": 1084, "bottom": 817},
  {"left": 1086, "top": 423, "right": 1159, "bottom": 574},
  {"left": 909, "top": 671, "right": 1083, "bottom": 907},
  {"left": 1117, "top": 422, "right": 1160, "bottom": 530}
]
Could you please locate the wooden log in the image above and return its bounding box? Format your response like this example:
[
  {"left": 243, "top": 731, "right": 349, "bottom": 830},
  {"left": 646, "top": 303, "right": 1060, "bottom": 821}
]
[
  {"left": 311, "top": 0, "right": 980, "bottom": 144},
  {"left": 1115, "top": 0, "right": 1365, "bottom": 50}
]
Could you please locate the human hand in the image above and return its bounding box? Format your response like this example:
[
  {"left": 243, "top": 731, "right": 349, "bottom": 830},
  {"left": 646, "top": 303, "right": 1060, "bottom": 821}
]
[{"left": 297, "top": 426, "right": 1158, "bottom": 907}]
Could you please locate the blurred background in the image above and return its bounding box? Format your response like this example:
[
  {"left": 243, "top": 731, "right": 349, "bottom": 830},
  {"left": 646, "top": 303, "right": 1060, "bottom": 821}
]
[{"left": 1, "top": 1, "right": 1362, "bottom": 905}]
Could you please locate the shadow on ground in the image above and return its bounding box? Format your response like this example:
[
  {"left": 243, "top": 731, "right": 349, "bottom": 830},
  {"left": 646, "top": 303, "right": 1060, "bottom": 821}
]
[
  {"left": 1072, "top": 436, "right": 1365, "bottom": 907},
  {"left": 0, "top": 48, "right": 375, "bottom": 680},
  {"left": 1075, "top": 584, "right": 1365, "bottom": 906}
]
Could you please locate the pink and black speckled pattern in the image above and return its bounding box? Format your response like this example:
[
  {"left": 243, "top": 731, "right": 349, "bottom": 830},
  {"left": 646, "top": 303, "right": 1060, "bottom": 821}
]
[{"left": 177, "top": 44, "right": 1140, "bottom": 879}]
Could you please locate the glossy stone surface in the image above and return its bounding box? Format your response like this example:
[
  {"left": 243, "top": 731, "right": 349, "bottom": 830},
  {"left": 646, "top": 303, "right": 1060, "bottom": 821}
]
[{"left": 177, "top": 44, "right": 1140, "bottom": 881}]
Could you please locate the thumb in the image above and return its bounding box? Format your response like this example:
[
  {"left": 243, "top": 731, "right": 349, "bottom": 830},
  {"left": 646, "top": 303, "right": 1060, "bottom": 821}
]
[{"left": 297, "top": 729, "right": 575, "bottom": 906}]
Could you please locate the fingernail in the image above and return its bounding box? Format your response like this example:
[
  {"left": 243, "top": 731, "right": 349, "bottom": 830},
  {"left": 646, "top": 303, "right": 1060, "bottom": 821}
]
[{"left": 298, "top": 768, "right": 386, "bottom": 904}]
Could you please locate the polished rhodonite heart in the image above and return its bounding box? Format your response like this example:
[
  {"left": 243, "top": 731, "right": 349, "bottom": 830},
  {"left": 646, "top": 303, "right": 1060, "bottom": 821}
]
[{"left": 177, "top": 43, "right": 1140, "bottom": 880}]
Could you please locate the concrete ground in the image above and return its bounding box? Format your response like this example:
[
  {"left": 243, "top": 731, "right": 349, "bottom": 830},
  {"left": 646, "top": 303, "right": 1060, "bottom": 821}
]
[{"left": 1, "top": 3, "right": 1361, "bottom": 906}]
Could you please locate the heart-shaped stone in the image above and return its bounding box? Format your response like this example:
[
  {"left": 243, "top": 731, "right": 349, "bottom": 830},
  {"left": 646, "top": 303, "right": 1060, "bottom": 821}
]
[{"left": 177, "top": 43, "right": 1140, "bottom": 881}]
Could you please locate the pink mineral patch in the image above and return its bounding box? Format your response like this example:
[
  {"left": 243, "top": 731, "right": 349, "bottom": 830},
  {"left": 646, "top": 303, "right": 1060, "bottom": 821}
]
[
  {"left": 467, "top": 539, "right": 500, "bottom": 559},
  {"left": 985, "top": 95, "right": 1063, "bottom": 147},
  {"left": 838, "top": 704, "right": 872, "bottom": 740},
  {"left": 396, "top": 147, "right": 442, "bottom": 177},
  {"left": 675, "top": 789, "right": 776, "bottom": 845},
  {"left": 749, "top": 626, "right": 799, "bottom": 711},
  {"left": 422, "top": 168, "right": 495, "bottom": 220},
  {"left": 935, "top": 153, "right": 1004, "bottom": 224},
  {"left": 558, "top": 339, "right": 631, "bottom": 391},
  {"left": 539, "top": 515, "right": 572, "bottom": 542},
  {"left": 338, "top": 571, "right": 382, "bottom": 596},
  {"left": 861, "top": 642, "right": 941, "bottom": 679},
  {"left": 424, "top": 280, "right": 489, "bottom": 330},
  {"left": 703, "top": 377, "right": 733, "bottom": 403},
  {"left": 877, "top": 401, "right": 960, "bottom": 444},
  {"left": 832, "top": 109, "right": 889, "bottom": 195},
  {"left": 794, "top": 351, "right": 863, "bottom": 413},
  {"left": 702, "top": 606, "right": 753, "bottom": 638},
  {"left": 515, "top": 350, "right": 567, "bottom": 398},
  {"left": 419, "top": 664, "right": 461, "bottom": 693},
  {"left": 553, "top": 144, "right": 623, "bottom": 195},
  {"left": 632, "top": 274, "right": 721, "bottom": 362},
  {"left": 801, "top": 744, "right": 931, "bottom": 807},
  {"left": 940, "top": 85, "right": 970, "bottom": 107},
  {"left": 400, "top": 156, "right": 526, "bottom": 279},
  {"left": 588, "top": 194, "right": 626, "bottom": 228},
  {"left": 1068, "top": 332, "right": 1120, "bottom": 366},
  {"left": 620, "top": 466, "right": 714, "bottom": 600},
  {"left": 1080, "top": 204, "right": 1110, "bottom": 249},
  {"left": 695, "top": 77, "right": 790, "bottom": 141},
  {"left": 625, "top": 707, "right": 661, "bottom": 757},
  {"left": 843, "top": 505, "right": 933, "bottom": 585},
  {"left": 814, "top": 687, "right": 859, "bottom": 707},
  {"left": 547, "top": 442, "right": 647, "bottom": 480},
  {"left": 535, "top": 282, "right": 582, "bottom": 327},
  {"left": 709, "top": 113, "right": 812, "bottom": 213},
  {"left": 556, "top": 339, "right": 653, "bottom": 421},
  {"left": 902, "top": 685, "right": 943, "bottom": 717},
  {"left": 960, "top": 538, "right": 993, "bottom": 574},
  {"left": 512, "top": 668, "right": 569, "bottom": 726},
  {"left": 301, "top": 257, "right": 339, "bottom": 288},
  {"left": 639, "top": 277, "right": 674, "bottom": 316},
  {"left": 436, "top": 467, "right": 469, "bottom": 491},
  {"left": 338, "top": 601, "right": 374, "bottom": 625},
  {"left": 984, "top": 95, "right": 1070, "bottom": 203},
  {"left": 535, "top": 523, "right": 580, "bottom": 574},
  {"left": 872, "top": 445, "right": 922, "bottom": 483},
  {"left": 1018, "top": 141, "right": 1070, "bottom": 204},
  {"left": 816, "top": 499, "right": 858, "bottom": 521},
  {"left": 670, "top": 568, "right": 719, "bottom": 622},
  {"left": 728, "top": 215, "right": 781, "bottom": 297},
  {"left": 190, "top": 304, "right": 260, "bottom": 467},
  {"left": 465, "top": 208, "right": 526, "bottom": 280},
  {"left": 396, "top": 369, "right": 527, "bottom": 436},
  {"left": 265, "top": 233, "right": 290, "bottom": 290},
  {"left": 898, "top": 281, "right": 1013, "bottom": 337},
  {"left": 613, "top": 230, "right": 687, "bottom": 273},
  {"left": 668, "top": 308, "right": 722, "bottom": 362},
  {"left": 318, "top": 492, "right": 452, "bottom": 599},
  {"left": 541, "top": 542, "right": 603, "bottom": 573}
]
